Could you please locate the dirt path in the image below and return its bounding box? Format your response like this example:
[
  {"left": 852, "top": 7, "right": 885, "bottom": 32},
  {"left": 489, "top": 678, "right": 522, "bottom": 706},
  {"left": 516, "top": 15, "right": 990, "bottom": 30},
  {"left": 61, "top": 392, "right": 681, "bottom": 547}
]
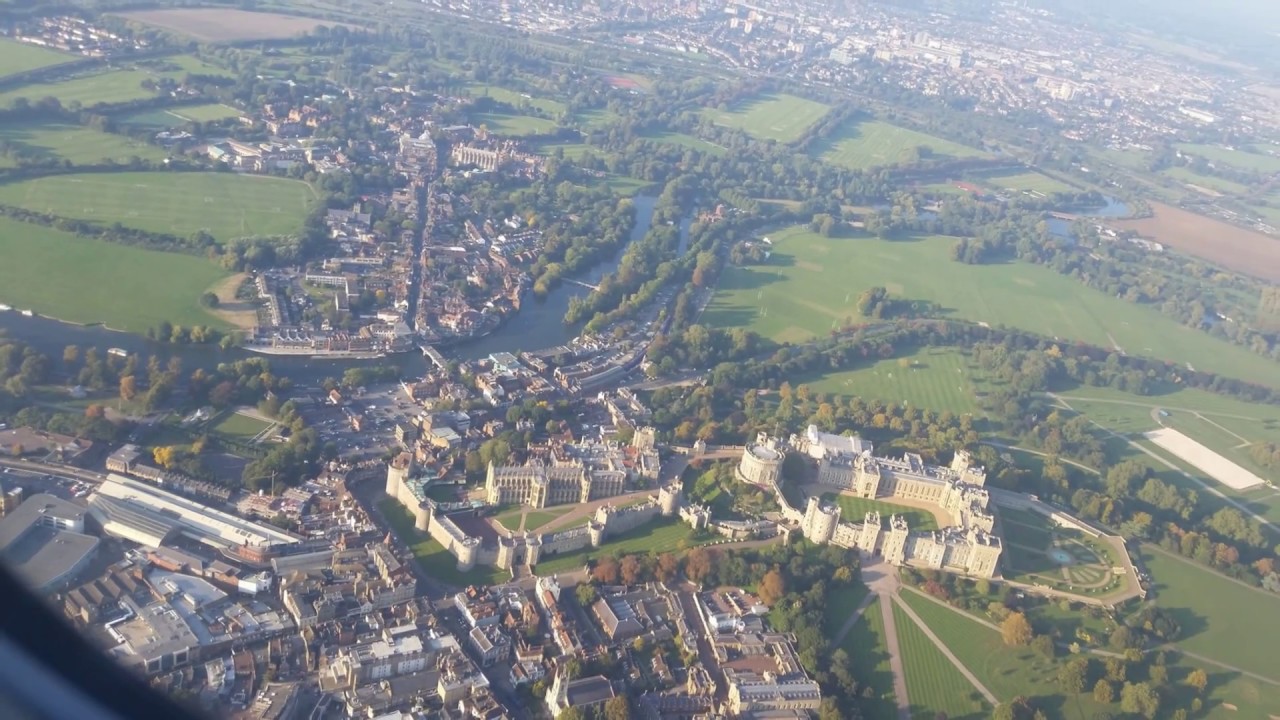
[
  {"left": 830, "top": 591, "right": 878, "bottom": 647},
  {"left": 207, "top": 272, "right": 258, "bottom": 329},
  {"left": 891, "top": 593, "right": 999, "bottom": 705},
  {"left": 878, "top": 594, "right": 912, "bottom": 720}
]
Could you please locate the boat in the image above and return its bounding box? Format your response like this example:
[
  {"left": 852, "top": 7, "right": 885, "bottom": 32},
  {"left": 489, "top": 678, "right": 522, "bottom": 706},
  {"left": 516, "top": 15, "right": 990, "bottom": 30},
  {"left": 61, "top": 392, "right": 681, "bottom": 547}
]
[
  {"left": 107, "top": 348, "right": 129, "bottom": 358},
  {"left": 0, "top": 304, "right": 10, "bottom": 312},
  {"left": 19, "top": 309, "right": 33, "bottom": 317}
]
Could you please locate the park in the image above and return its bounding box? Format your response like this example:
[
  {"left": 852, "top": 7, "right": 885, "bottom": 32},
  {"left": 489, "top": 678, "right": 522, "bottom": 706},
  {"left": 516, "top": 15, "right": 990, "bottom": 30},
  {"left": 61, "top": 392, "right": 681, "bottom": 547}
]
[
  {"left": 816, "top": 116, "right": 987, "bottom": 170},
  {"left": 701, "top": 92, "right": 831, "bottom": 143}
]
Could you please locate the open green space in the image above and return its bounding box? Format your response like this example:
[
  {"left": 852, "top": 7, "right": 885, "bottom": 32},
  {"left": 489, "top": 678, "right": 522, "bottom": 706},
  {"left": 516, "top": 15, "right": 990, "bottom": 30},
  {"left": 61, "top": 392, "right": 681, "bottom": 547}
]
[
  {"left": 525, "top": 507, "right": 575, "bottom": 532},
  {"left": 534, "top": 142, "right": 604, "bottom": 161},
  {"left": 574, "top": 108, "right": 616, "bottom": 129},
  {"left": 532, "top": 518, "right": 697, "bottom": 576},
  {"left": 118, "top": 103, "right": 243, "bottom": 128},
  {"left": 0, "top": 171, "right": 315, "bottom": 243},
  {"left": 211, "top": 411, "right": 273, "bottom": 439},
  {"left": 0, "top": 69, "right": 159, "bottom": 108},
  {"left": 0, "top": 122, "right": 168, "bottom": 166},
  {"left": 641, "top": 129, "right": 726, "bottom": 156},
  {"left": 702, "top": 225, "right": 1280, "bottom": 389},
  {"left": 799, "top": 347, "right": 983, "bottom": 414},
  {"left": 473, "top": 111, "right": 558, "bottom": 136},
  {"left": 998, "top": 508, "right": 1122, "bottom": 595},
  {"left": 892, "top": 599, "right": 989, "bottom": 720},
  {"left": 1176, "top": 143, "right": 1280, "bottom": 174},
  {"left": 379, "top": 499, "right": 511, "bottom": 587},
  {"left": 816, "top": 117, "right": 986, "bottom": 170},
  {"left": 821, "top": 584, "right": 869, "bottom": 636},
  {"left": 1162, "top": 166, "right": 1252, "bottom": 196},
  {"left": 839, "top": 598, "right": 897, "bottom": 720},
  {"left": 494, "top": 507, "right": 524, "bottom": 532},
  {"left": 900, "top": 589, "right": 1108, "bottom": 719},
  {"left": 0, "top": 217, "right": 227, "bottom": 331},
  {"left": 823, "top": 493, "right": 939, "bottom": 531},
  {"left": 0, "top": 39, "right": 75, "bottom": 77},
  {"left": 975, "top": 169, "right": 1077, "bottom": 195},
  {"left": 1140, "top": 546, "right": 1280, "bottom": 679},
  {"left": 701, "top": 93, "right": 830, "bottom": 143},
  {"left": 466, "top": 84, "right": 565, "bottom": 116}
]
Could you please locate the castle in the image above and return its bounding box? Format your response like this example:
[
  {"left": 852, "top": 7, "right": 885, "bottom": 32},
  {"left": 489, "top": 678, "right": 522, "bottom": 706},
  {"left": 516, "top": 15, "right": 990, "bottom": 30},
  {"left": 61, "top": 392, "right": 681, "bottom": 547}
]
[{"left": 744, "top": 425, "right": 1002, "bottom": 578}]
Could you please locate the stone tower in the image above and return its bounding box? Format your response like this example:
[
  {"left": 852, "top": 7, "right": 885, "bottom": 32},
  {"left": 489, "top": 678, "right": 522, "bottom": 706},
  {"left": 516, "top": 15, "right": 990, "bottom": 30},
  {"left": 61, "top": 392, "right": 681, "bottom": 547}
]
[{"left": 658, "top": 483, "right": 682, "bottom": 516}]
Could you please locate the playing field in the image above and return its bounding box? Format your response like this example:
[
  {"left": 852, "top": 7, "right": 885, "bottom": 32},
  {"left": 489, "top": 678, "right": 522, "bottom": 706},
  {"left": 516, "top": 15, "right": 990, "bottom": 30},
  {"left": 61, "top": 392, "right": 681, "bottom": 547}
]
[
  {"left": 466, "top": 84, "right": 565, "bottom": 116},
  {"left": 702, "top": 225, "right": 1280, "bottom": 389},
  {"left": 816, "top": 118, "right": 986, "bottom": 170},
  {"left": 972, "top": 169, "right": 1077, "bottom": 195},
  {"left": 1161, "top": 166, "right": 1251, "bottom": 196},
  {"left": 823, "top": 493, "right": 941, "bottom": 531},
  {"left": 892, "top": 599, "right": 990, "bottom": 720},
  {"left": 0, "top": 172, "right": 315, "bottom": 243},
  {"left": 211, "top": 411, "right": 273, "bottom": 439},
  {"left": 641, "top": 129, "right": 727, "bottom": 156},
  {"left": 1176, "top": 143, "right": 1280, "bottom": 174},
  {"left": 117, "top": 103, "right": 242, "bottom": 128},
  {"left": 799, "top": 347, "right": 982, "bottom": 415},
  {"left": 1141, "top": 546, "right": 1280, "bottom": 680},
  {"left": 0, "top": 39, "right": 75, "bottom": 77},
  {"left": 702, "top": 93, "right": 830, "bottom": 143},
  {"left": 116, "top": 8, "right": 341, "bottom": 42},
  {"left": 472, "top": 111, "right": 558, "bottom": 136},
  {"left": 0, "top": 69, "right": 159, "bottom": 109},
  {"left": 0, "top": 123, "right": 168, "bottom": 166},
  {"left": 0, "top": 217, "right": 227, "bottom": 331}
]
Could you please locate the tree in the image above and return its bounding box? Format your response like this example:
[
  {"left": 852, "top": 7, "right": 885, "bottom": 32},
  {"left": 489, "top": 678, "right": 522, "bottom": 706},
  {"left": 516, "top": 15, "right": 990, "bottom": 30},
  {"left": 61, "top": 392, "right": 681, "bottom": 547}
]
[
  {"left": 593, "top": 557, "right": 620, "bottom": 585},
  {"left": 561, "top": 658, "right": 583, "bottom": 681},
  {"left": 1093, "top": 679, "right": 1115, "bottom": 704},
  {"left": 575, "top": 583, "right": 598, "bottom": 607},
  {"left": 1031, "top": 634, "right": 1055, "bottom": 658},
  {"left": 1059, "top": 657, "right": 1090, "bottom": 693},
  {"left": 603, "top": 696, "right": 632, "bottom": 720},
  {"left": 1185, "top": 668, "right": 1208, "bottom": 694},
  {"left": 1001, "top": 612, "right": 1033, "bottom": 646},
  {"left": 119, "top": 375, "right": 137, "bottom": 402},
  {"left": 153, "top": 445, "right": 178, "bottom": 469},
  {"left": 555, "top": 709, "right": 584, "bottom": 720},
  {"left": 199, "top": 292, "right": 220, "bottom": 308},
  {"left": 620, "top": 555, "right": 643, "bottom": 585},
  {"left": 1119, "top": 681, "right": 1160, "bottom": 719},
  {"left": 759, "top": 569, "right": 786, "bottom": 606}
]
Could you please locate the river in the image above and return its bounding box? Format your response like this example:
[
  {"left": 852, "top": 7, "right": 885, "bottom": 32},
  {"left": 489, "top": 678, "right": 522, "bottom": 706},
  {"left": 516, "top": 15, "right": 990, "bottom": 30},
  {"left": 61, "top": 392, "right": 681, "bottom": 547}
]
[{"left": 0, "top": 194, "right": 671, "bottom": 383}]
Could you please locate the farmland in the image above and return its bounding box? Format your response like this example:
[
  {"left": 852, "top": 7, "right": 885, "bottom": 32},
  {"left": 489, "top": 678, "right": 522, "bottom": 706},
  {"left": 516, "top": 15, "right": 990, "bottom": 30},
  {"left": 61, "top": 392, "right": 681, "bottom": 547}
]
[
  {"left": 824, "top": 493, "right": 942, "bottom": 531},
  {"left": 1140, "top": 546, "right": 1280, "bottom": 679},
  {"left": 0, "top": 69, "right": 158, "bottom": 109},
  {"left": 0, "top": 172, "right": 316, "bottom": 243},
  {"left": 702, "top": 225, "right": 1280, "bottom": 388},
  {"left": 0, "top": 39, "right": 74, "bottom": 77},
  {"left": 0, "top": 217, "right": 228, "bottom": 331},
  {"left": 892, "top": 599, "right": 989, "bottom": 720},
  {"left": 702, "top": 93, "right": 831, "bottom": 143},
  {"left": 816, "top": 118, "right": 987, "bottom": 170},
  {"left": 1112, "top": 201, "right": 1280, "bottom": 281},
  {"left": 799, "top": 347, "right": 983, "bottom": 415},
  {"left": 0, "top": 123, "right": 168, "bottom": 166},
  {"left": 115, "top": 9, "right": 343, "bottom": 42}
]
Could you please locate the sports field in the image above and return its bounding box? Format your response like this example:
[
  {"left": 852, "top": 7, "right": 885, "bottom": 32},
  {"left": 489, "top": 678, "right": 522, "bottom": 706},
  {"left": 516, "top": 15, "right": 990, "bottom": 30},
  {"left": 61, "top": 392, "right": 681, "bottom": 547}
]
[
  {"left": 642, "top": 129, "right": 727, "bottom": 156},
  {"left": 466, "top": 84, "right": 565, "bottom": 116},
  {"left": 116, "top": 8, "right": 340, "bottom": 42},
  {"left": 474, "top": 111, "right": 558, "bottom": 136},
  {"left": 0, "top": 39, "right": 75, "bottom": 77},
  {"left": 0, "top": 217, "right": 227, "bottom": 331},
  {"left": 0, "top": 69, "right": 158, "bottom": 108},
  {"left": 974, "top": 169, "right": 1077, "bottom": 195},
  {"left": 1176, "top": 143, "right": 1280, "bottom": 174},
  {"left": 1162, "top": 166, "right": 1251, "bottom": 196},
  {"left": 892, "top": 599, "right": 989, "bottom": 720},
  {"left": 118, "top": 103, "right": 242, "bottom": 128},
  {"left": 0, "top": 123, "right": 168, "bottom": 166},
  {"left": 816, "top": 118, "right": 986, "bottom": 170},
  {"left": 211, "top": 411, "right": 274, "bottom": 439},
  {"left": 702, "top": 93, "right": 831, "bottom": 143},
  {"left": 1141, "top": 546, "right": 1280, "bottom": 680},
  {"left": 0, "top": 172, "right": 315, "bottom": 243},
  {"left": 824, "top": 493, "right": 941, "bottom": 531},
  {"left": 799, "top": 347, "right": 982, "bottom": 414},
  {"left": 702, "top": 225, "right": 1280, "bottom": 388}
]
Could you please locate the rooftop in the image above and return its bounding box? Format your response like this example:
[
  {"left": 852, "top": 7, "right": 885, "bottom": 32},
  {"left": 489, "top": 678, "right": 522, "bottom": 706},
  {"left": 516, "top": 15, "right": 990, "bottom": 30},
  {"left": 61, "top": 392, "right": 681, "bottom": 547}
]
[
  {"left": 564, "top": 675, "right": 616, "bottom": 707},
  {"left": 0, "top": 493, "right": 98, "bottom": 592}
]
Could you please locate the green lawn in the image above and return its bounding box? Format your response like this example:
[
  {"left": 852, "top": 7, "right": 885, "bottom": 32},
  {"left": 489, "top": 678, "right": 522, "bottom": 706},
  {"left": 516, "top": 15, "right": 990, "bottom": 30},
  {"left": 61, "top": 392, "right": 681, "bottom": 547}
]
[
  {"left": 974, "top": 169, "right": 1078, "bottom": 195},
  {"left": 0, "top": 39, "right": 75, "bottom": 77},
  {"left": 379, "top": 499, "right": 511, "bottom": 588},
  {"left": 118, "top": 103, "right": 243, "bottom": 127},
  {"left": 824, "top": 493, "right": 940, "bottom": 531},
  {"left": 899, "top": 589, "right": 1109, "bottom": 719},
  {"left": 702, "top": 93, "right": 830, "bottom": 143},
  {"left": 494, "top": 507, "right": 524, "bottom": 532},
  {"left": 575, "top": 108, "right": 616, "bottom": 129},
  {"left": 466, "top": 84, "right": 566, "bottom": 116},
  {"left": 816, "top": 118, "right": 987, "bottom": 170},
  {"left": 0, "top": 123, "right": 168, "bottom": 166},
  {"left": 0, "top": 69, "right": 159, "bottom": 108},
  {"left": 702, "top": 225, "right": 1280, "bottom": 389},
  {"left": 1176, "top": 143, "right": 1280, "bottom": 174},
  {"left": 892, "top": 599, "right": 990, "bottom": 720},
  {"left": 525, "top": 507, "right": 574, "bottom": 532},
  {"left": 0, "top": 171, "right": 316, "bottom": 243},
  {"left": 799, "top": 347, "right": 983, "bottom": 414},
  {"left": 531, "top": 518, "right": 696, "bottom": 576},
  {"left": 1162, "top": 166, "right": 1252, "bottom": 196},
  {"left": 840, "top": 597, "right": 898, "bottom": 720},
  {"left": 211, "top": 411, "right": 273, "bottom": 439},
  {"left": 533, "top": 142, "right": 604, "bottom": 160},
  {"left": 1140, "top": 546, "right": 1280, "bottom": 679},
  {"left": 0, "top": 217, "right": 228, "bottom": 331},
  {"left": 641, "top": 129, "right": 727, "bottom": 156},
  {"left": 474, "top": 111, "right": 558, "bottom": 136},
  {"left": 822, "top": 584, "right": 870, "bottom": 636}
]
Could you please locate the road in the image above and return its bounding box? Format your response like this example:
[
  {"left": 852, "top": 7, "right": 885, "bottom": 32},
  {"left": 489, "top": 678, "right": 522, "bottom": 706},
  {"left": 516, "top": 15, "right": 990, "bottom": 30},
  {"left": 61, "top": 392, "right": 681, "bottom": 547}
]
[{"left": 0, "top": 457, "right": 106, "bottom": 484}]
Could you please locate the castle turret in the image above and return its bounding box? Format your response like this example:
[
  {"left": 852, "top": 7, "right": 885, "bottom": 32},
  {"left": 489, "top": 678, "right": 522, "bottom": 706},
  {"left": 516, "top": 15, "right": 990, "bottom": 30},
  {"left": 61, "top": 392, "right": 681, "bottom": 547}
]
[
  {"left": 658, "top": 483, "right": 681, "bottom": 517},
  {"left": 882, "top": 514, "right": 910, "bottom": 565},
  {"left": 858, "top": 511, "right": 882, "bottom": 552},
  {"left": 386, "top": 452, "right": 414, "bottom": 497},
  {"left": 587, "top": 521, "right": 606, "bottom": 548},
  {"left": 802, "top": 496, "right": 840, "bottom": 544}
]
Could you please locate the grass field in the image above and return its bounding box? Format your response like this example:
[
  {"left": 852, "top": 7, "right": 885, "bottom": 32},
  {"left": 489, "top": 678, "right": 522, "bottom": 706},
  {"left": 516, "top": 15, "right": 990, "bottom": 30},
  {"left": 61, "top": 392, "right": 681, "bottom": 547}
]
[
  {"left": 474, "top": 111, "right": 558, "bottom": 136},
  {"left": 117, "top": 103, "right": 242, "bottom": 128},
  {"left": 0, "top": 217, "right": 227, "bottom": 331},
  {"left": 1161, "top": 166, "right": 1252, "bottom": 196},
  {"left": 1176, "top": 143, "right": 1280, "bottom": 174},
  {"left": 975, "top": 169, "right": 1078, "bottom": 195},
  {"left": 702, "top": 93, "right": 830, "bottom": 143},
  {"left": 840, "top": 598, "right": 897, "bottom": 720},
  {"left": 379, "top": 499, "right": 511, "bottom": 587},
  {"left": 642, "top": 129, "right": 727, "bottom": 156},
  {"left": 702, "top": 225, "right": 1280, "bottom": 388},
  {"left": 799, "top": 347, "right": 983, "bottom": 414},
  {"left": 532, "top": 518, "right": 696, "bottom": 576},
  {"left": 0, "top": 172, "right": 315, "bottom": 243},
  {"left": 116, "top": 8, "right": 340, "bottom": 42},
  {"left": 892, "top": 599, "right": 989, "bottom": 720},
  {"left": 466, "top": 84, "right": 566, "bottom": 116},
  {"left": 0, "top": 39, "right": 75, "bottom": 77},
  {"left": 525, "top": 507, "right": 574, "bottom": 532},
  {"left": 533, "top": 142, "right": 604, "bottom": 161},
  {"left": 1140, "top": 546, "right": 1280, "bottom": 679},
  {"left": 0, "top": 123, "right": 168, "bottom": 166},
  {"left": 211, "top": 411, "right": 273, "bottom": 439},
  {"left": 821, "top": 584, "right": 870, "bottom": 636},
  {"left": 824, "top": 493, "right": 940, "bottom": 531},
  {"left": 998, "top": 508, "right": 1121, "bottom": 594},
  {"left": 816, "top": 118, "right": 986, "bottom": 170},
  {"left": 0, "top": 69, "right": 159, "bottom": 108}
]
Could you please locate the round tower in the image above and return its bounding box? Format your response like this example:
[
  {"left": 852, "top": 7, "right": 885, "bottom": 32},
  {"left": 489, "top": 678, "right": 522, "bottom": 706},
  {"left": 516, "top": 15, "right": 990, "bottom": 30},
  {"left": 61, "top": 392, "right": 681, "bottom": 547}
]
[
  {"left": 658, "top": 483, "right": 681, "bottom": 516},
  {"left": 455, "top": 538, "right": 478, "bottom": 572},
  {"left": 587, "top": 521, "right": 606, "bottom": 548}
]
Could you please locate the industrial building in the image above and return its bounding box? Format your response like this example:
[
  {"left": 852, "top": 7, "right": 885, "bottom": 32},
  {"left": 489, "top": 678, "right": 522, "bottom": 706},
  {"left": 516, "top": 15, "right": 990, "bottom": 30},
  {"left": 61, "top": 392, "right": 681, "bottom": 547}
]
[{"left": 0, "top": 492, "right": 99, "bottom": 592}]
